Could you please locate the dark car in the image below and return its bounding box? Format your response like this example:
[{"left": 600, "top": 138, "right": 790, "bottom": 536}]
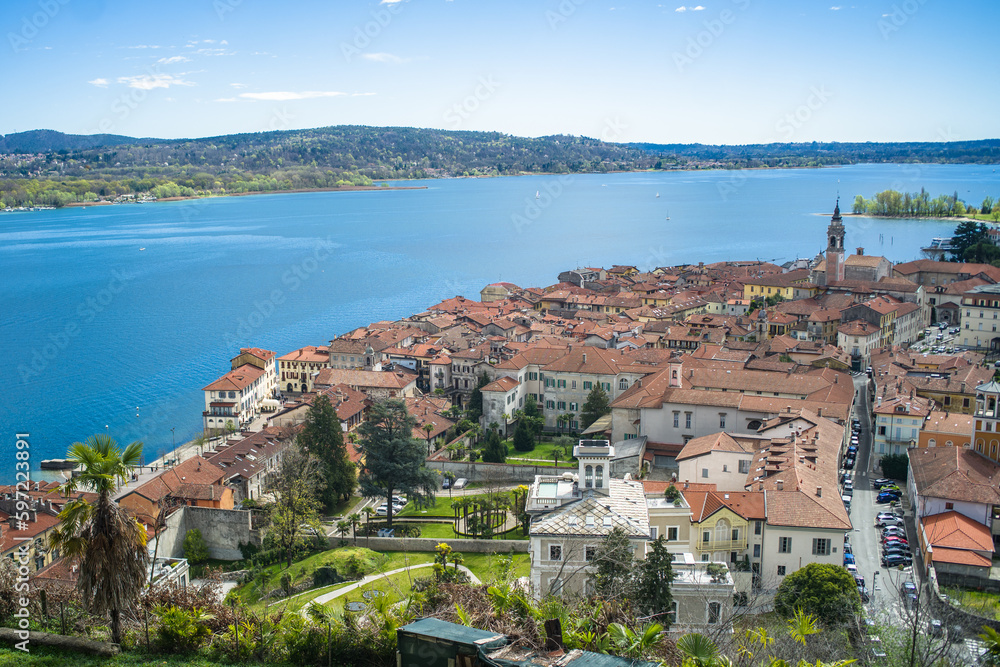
[
  {"left": 844, "top": 458, "right": 855, "bottom": 470},
  {"left": 901, "top": 581, "right": 917, "bottom": 595},
  {"left": 858, "top": 585, "right": 870, "bottom": 603},
  {"left": 872, "top": 478, "right": 893, "bottom": 489},
  {"left": 876, "top": 492, "right": 900, "bottom": 503},
  {"left": 882, "top": 553, "right": 913, "bottom": 567}
]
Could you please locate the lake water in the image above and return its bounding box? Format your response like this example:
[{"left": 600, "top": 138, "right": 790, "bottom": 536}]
[{"left": 2, "top": 163, "right": 998, "bottom": 480}]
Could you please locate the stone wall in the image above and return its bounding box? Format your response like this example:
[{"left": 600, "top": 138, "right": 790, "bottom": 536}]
[
  {"left": 336, "top": 536, "right": 529, "bottom": 554},
  {"left": 157, "top": 506, "right": 254, "bottom": 561},
  {"left": 426, "top": 460, "right": 572, "bottom": 483}
]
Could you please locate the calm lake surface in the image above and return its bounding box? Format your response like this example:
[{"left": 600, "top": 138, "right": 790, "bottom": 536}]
[{"left": 2, "top": 163, "right": 998, "bottom": 478}]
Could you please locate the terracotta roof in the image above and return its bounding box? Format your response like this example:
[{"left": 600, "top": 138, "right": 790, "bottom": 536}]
[
  {"left": 202, "top": 363, "right": 265, "bottom": 391},
  {"left": 920, "top": 411, "right": 974, "bottom": 437},
  {"left": 278, "top": 345, "right": 329, "bottom": 362},
  {"left": 482, "top": 376, "right": 520, "bottom": 393},
  {"left": 928, "top": 546, "right": 992, "bottom": 567},
  {"left": 0, "top": 509, "right": 60, "bottom": 556},
  {"left": 922, "top": 510, "right": 994, "bottom": 552},
  {"left": 314, "top": 367, "right": 417, "bottom": 390},
  {"left": 676, "top": 432, "right": 762, "bottom": 461},
  {"left": 908, "top": 446, "right": 1000, "bottom": 506},
  {"left": 844, "top": 254, "right": 889, "bottom": 268},
  {"left": 684, "top": 490, "right": 767, "bottom": 522}
]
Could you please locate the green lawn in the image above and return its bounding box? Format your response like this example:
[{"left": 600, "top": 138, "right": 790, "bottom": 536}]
[
  {"left": 396, "top": 493, "right": 501, "bottom": 518},
  {"left": 326, "top": 495, "right": 361, "bottom": 518},
  {"left": 503, "top": 438, "right": 577, "bottom": 466},
  {"left": 941, "top": 586, "right": 1000, "bottom": 620}
]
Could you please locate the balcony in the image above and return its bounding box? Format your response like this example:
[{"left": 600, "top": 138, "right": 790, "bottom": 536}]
[{"left": 696, "top": 537, "right": 748, "bottom": 552}]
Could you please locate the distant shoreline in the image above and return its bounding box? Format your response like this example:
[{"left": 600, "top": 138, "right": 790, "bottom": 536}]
[{"left": 60, "top": 183, "right": 427, "bottom": 208}]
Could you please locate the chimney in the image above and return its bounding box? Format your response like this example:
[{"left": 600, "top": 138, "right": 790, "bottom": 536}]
[
  {"left": 817, "top": 407, "right": 823, "bottom": 417},
  {"left": 816, "top": 486, "right": 822, "bottom": 497},
  {"left": 776, "top": 479, "right": 784, "bottom": 491},
  {"left": 856, "top": 247, "right": 864, "bottom": 256}
]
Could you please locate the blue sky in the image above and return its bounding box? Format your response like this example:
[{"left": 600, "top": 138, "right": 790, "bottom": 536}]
[{"left": 2, "top": 0, "right": 998, "bottom": 143}]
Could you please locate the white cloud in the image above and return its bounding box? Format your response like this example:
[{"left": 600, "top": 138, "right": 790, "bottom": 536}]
[
  {"left": 195, "top": 48, "right": 235, "bottom": 56},
  {"left": 380, "top": 0, "right": 404, "bottom": 3},
  {"left": 239, "top": 91, "right": 349, "bottom": 101},
  {"left": 230, "top": 82, "right": 248, "bottom": 89},
  {"left": 215, "top": 97, "right": 238, "bottom": 102},
  {"left": 691, "top": 5, "right": 704, "bottom": 9},
  {"left": 220, "top": 40, "right": 229, "bottom": 45},
  {"left": 125, "top": 44, "right": 161, "bottom": 49},
  {"left": 675, "top": 6, "right": 687, "bottom": 11},
  {"left": 676, "top": 5, "right": 704, "bottom": 10},
  {"left": 88, "top": 78, "right": 109, "bottom": 87},
  {"left": 117, "top": 73, "right": 195, "bottom": 90},
  {"left": 157, "top": 55, "right": 190, "bottom": 64},
  {"left": 830, "top": 5, "right": 842, "bottom": 9},
  {"left": 361, "top": 52, "right": 407, "bottom": 64}
]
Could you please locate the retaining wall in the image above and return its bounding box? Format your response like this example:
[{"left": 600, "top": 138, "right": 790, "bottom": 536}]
[
  {"left": 426, "top": 460, "right": 572, "bottom": 483},
  {"left": 333, "top": 536, "right": 529, "bottom": 554},
  {"left": 158, "top": 506, "right": 254, "bottom": 561}
]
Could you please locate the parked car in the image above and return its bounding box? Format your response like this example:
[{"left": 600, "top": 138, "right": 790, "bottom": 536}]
[
  {"left": 442, "top": 477, "right": 451, "bottom": 489},
  {"left": 844, "top": 542, "right": 853, "bottom": 555},
  {"left": 452, "top": 477, "right": 469, "bottom": 490},
  {"left": 929, "top": 619, "right": 944, "bottom": 637},
  {"left": 875, "top": 516, "right": 903, "bottom": 528},
  {"left": 881, "top": 526, "right": 906, "bottom": 537},
  {"left": 882, "top": 547, "right": 910, "bottom": 559},
  {"left": 901, "top": 581, "right": 917, "bottom": 596},
  {"left": 879, "top": 484, "right": 902, "bottom": 494},
  {"left": 844, "top": 553, "right": 856, "bottom": 565},
  {"left": 854, "top": 573, "right": 865, "bottom": 588},
  {"left": 844, "top": 458, "right": 855, "bottom": 470},
  {"left": 948, "top": 625, "right": 963, "bottom": 643},
  {"left": 882, "top": 535, "right": 909, "bottom": 547},
  {"left": 858, "top": 585, "right": 870, "bottom": 603},
  {"left": 872, "top": 478, "right": 893, "bottom": 489},
  {"left": 882, "top": 553, "right": 913, "bottom": 567},
  {"left": 876, "top": 491, "right": 901, "bottom": 504}
]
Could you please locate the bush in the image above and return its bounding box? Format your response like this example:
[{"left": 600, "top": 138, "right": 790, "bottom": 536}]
[
  {"left": 880, "top": 453, "right": 908, "bottom": 481},
  {"left": 313, "top": 566, "right": 343, "bottom": 588},
  {"left": 154, "top": 605, "right": 214, "bottom": 653},
  {"left": 774, "top": 563, "right": 860, "bottom": 627},
  {"left": 183, "top": 529, "right": 210, "bottom": 565}
]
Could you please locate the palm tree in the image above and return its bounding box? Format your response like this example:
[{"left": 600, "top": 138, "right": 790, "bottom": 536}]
[
  {"left": 422, "top": 423, "right": 435, "bottom": 453},
  {"left": 336, "top": 520, "right": 350, "bottom": 542},
  {"left": 676, "top": 633, "right": 728, "bottom": 667},
  {"left": 49, "top": 434, "right": 149, "bottom": 645},
  {"left": 348, "top": 513, "right": 362, "bottom": 545},
  {"left": 362, "top": 506, "right": 375, "bottom": 546}
]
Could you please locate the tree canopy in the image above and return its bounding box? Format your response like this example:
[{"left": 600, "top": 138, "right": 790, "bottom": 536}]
[
  {"left": 580, "top": 384, "right": 611, "bottom": 430},
  {"left": 467, "top": 371, "right": 491, "bottom": 424},
  {"left": 354, "top": 399, "right": 438, "bottom": 526},
  {"left": 482, "top": 429, "right": 508, "bottom": 463},
  {"left": 297, "top": 393, "right": 356, "bottom": 510},
  {"left": 774, "top": 562, "right": 861, "bottom": 626}
]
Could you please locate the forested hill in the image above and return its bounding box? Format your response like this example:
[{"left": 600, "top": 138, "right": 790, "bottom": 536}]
[
  {"left": 0, "top": 129, "right": 156, "bottom": 153},
  {"left": 1, "top": 126, "right": 999, "bottom": 208},
  {"left": 625, "top": 139, "right": 1000, "bottom": 167}
]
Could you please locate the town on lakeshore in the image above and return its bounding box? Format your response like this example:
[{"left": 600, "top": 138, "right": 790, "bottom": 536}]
[{"left": 7, "top": 199, "right": 1000, "bottom": 664}]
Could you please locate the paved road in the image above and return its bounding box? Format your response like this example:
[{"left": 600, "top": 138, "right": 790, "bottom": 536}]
[{"left": 849, "top": 374, "right": 982, "bottom": 664}]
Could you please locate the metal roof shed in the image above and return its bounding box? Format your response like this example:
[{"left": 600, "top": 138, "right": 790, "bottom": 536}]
[{"left": 397, "top": 617, "right": 507, "bottom": 667}]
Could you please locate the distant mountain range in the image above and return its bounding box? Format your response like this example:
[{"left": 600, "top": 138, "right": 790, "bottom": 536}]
[
  {"left": 1, "top": 127, "right": 997, "bottom": 208},
  {"left": 1, "top": 128, "right": 998, "bottom": 167}
]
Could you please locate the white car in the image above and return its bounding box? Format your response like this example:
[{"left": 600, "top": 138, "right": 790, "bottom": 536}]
[{"left": 453, "top": 477, "right": 469, "bottom": 490}]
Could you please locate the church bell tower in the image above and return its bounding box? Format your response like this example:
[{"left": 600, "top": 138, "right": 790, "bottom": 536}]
[{"left": 825, "top": 198, "right": 846, "bottom": 284}]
